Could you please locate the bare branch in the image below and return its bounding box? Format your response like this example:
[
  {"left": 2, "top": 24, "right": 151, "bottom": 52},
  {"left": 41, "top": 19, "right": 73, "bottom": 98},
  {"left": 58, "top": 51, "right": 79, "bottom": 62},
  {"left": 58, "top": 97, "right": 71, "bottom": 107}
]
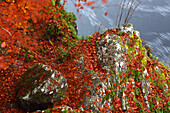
[
  {"left": 98, "top": 21, "right": 103, "bottom": 33},
  {"left": 126, "top": 0, "right": 143, "bottom": 23},
  {"left": 0, "top": 25, "right": 12, "bottom": 36},
  {"left": 118, "top": 0, "right": 126, "bottom": 27},
  {"left": 115, "top": 0, "right": 143, "bottom": 27},
  {"left": 124, "top": 0, "right": 135, "bottom": 25},
  {"left": 116, "top": 0, "right": 122, "bottom": 27}
]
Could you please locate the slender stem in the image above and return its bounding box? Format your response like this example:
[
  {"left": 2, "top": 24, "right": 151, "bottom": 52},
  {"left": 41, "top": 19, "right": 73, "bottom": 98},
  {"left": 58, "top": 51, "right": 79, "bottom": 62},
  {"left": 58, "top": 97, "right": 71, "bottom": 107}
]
[
  {"left": 126, "top": 0, "right": 143, "bottom": 23},
  {"left": 98, "top": 21, "right": 103, "bottom": 33},
  {"left": 116, "top": 0, "right": 122, "bottom": 27},
  {"left": 124, "top": 0, "right": 134, "bottom": 25},
  {"left": 124, "top": 0, "right": 131, "bottom": 20},
  {"left": 118, "top": 0, "right": 126, "bottom": 27},
  {"left": 0, "top": 25, "right": 12, "bottom": 36}
]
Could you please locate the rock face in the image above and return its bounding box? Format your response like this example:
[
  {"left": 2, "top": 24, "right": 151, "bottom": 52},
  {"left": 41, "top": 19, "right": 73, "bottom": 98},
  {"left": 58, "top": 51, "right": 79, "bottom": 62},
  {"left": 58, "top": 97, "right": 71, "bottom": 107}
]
[
  {"left": 95, "top": 24, "right": 149, "bottom": 111},
  {"left": 15, "top": 63, "right": 68, "bottom": 112},
  {"left": 72, "top": 56, "right": 107, "bottom": 112},
  {"left": 38, "top": 56, "right": 114, "bottom": 113},
  {"left": 94, "top": 24, "right": 169, "bottom": 112}
]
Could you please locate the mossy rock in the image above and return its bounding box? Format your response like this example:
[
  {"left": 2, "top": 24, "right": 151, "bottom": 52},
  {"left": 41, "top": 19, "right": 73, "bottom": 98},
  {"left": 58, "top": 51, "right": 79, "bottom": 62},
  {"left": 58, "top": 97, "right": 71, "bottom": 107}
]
[{"left": 15, "top": 63, "right": 68, "bottom": 112}]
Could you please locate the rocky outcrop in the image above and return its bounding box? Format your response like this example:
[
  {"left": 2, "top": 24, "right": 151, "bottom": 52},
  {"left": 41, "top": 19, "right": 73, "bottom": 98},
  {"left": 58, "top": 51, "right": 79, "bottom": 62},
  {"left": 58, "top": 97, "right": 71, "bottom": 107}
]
[
  {"left": 72, "top": 56, "right": 110, "bottom": 113},
  {"left": 35, "top": 56, "right": 114, "bottom": 113},
  {"left": 96, "top": 24, "right": 146, "bottom": 111},
  {"left": 95, "top": 24, "right": 169, "bottom": 112},
  {"left": 57, "top": 24, "right": 168, "bottom": 112},
  {"left": 15, "top": 63, "right": 68, "bottom": 112},
  {"left": 14, "top": 24, "right": 169, "bottom": 113}
]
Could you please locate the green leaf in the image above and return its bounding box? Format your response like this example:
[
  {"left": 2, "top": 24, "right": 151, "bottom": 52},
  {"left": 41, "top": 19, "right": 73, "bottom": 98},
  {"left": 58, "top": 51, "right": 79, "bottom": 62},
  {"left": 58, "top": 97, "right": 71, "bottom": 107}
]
[
  {"left": 22, "top": 49, "right": 26, "bottom": 52},
  {"left": 63, "top": 106, "right": 69, "bottom": 113},
  {"left": 49, "top": 39, "right": 53, "bottom": 46},
  {"left": 29, "top": 55, "right": 34, "bottom": 59},
  {"left": 51, "top": 0, "right": 55, "bottom": 6},
  {"left": 28, "top": 50, "right": 31, "bottom": 53},
  {"left": 135, "top": 87, "right": 140, "bottom": 96},
  {"left": 156, "top": 57, "right": 158, "bottom": 60}
]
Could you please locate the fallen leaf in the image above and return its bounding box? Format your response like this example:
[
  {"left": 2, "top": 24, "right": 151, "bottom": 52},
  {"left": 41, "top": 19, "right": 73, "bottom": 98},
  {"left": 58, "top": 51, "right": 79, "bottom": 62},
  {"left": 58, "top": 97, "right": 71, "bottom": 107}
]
[
  {"left": 1, "top": 42, "right": 6, "bottom": 48},
  {"left": 104, "top": 12, "right": 108, "bottom": 16},
  {"left": 87, "top": 1, "right": 95, "bottom": 6},
  {"left": 7, "top": 49, "right": 12, "bottom": 53},
  {"left": 0, "top": 63, "right": 8, "bottom": 69},
  {"left": 102, "top": 0, "right": 108, "bottom": 4},
  {"left": 0, "top": 56, "right": 3, "bottom": 60}
]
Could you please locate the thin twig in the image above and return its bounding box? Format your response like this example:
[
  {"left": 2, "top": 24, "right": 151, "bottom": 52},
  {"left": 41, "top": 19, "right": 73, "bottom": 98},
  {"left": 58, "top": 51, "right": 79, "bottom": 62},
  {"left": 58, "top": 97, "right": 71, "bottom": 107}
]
[
  {"left": 116, "top": 0, "right": 122, "bottom": 27},
  {"left": 0, "top": 25, "right": 12, "bottom": 36},
  {"left": 124, "top": 0, "right": 135, "bottom": 25},
  {"left": 98, "top": 21, "right": 103, "bottom": 33},
  {"left": 118, "top": 0, "right": 126, "bottom": 27},
  {"left": 124, "top": 0, "right": 131, "bottom": 19},
  {"left": 126, "top": 0, "right": 143, "bottom": 23}
]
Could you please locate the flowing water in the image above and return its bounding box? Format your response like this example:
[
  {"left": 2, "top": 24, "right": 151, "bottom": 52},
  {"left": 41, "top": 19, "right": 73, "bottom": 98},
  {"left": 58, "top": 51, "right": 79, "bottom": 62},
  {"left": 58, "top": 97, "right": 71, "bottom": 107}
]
[{"left": 62, "top": 0, "right": 170, "bottom": 66}]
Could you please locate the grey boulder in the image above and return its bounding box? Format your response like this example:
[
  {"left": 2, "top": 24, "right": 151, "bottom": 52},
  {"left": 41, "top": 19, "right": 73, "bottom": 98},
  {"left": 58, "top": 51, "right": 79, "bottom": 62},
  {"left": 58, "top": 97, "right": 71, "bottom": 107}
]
[{"left": 15, "top": 63, "right": 68, "bottom": 112}]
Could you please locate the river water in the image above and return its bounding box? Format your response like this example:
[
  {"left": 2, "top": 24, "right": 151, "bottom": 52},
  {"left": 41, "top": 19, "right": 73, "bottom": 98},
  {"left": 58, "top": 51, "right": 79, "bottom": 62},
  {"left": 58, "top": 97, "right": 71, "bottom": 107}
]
[{"left": 62, "top": 0, "right": 170, "bottom": 66}]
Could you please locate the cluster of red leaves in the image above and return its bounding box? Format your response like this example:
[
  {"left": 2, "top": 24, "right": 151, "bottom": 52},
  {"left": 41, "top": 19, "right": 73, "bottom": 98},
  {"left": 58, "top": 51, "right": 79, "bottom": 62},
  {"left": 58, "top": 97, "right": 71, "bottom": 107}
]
[{"left": 73, "top": 0, "right": 108, "bottom": 18}]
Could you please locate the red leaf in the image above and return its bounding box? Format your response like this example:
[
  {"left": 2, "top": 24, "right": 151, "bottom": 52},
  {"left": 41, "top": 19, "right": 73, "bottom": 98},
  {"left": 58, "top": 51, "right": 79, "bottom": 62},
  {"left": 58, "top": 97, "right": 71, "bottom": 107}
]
[
  {"left": 74, "top": 4, "right": 78, "bottom": 7},
  {"left": 60, "top": 6, "right": 64, "bottom": 10},
  {"left": 96, "top": 84, "right": 102, "bottom": 89},
  {"left": 98, "top": 107, "right": 103, "bottom": 111},
  {"left": 104, "top": 12, "right": 108, "bottom": 16},
  {"left": 0, "top": 63, "right": 8, "bottom": 69},
  {"left": 78, "top": 14, "right": 82, "bottom": 19},
  {"left": 91, "top": 6, "right": 95, "bottom": 9},
  {"left": 80, "top": 6, "right": 84, "bottom": 9},
  {"left": 87, "top": 1, "right": 95, "bottom": 6},
  {"left": 77, "top": 9, "right": 79, "bottom": 13},
  {"left": 77, "top": 3, "right": 81, "bottom": 7},
  {"left": 105, "top": 89, "right": 111, "bottom": 95},
  {"left": 32, "top": 16, "right": 37, "bottom": 23},
  {"left": 7, "top": 49, "right": 12, "bottom": 53},
  {"left": 1, "top": 42, "right": 6, "bottom": 48},
  {"left": 0, "top": 56, "right": 4, "bottom": 61},
  {"left": 102, "top": 0, "right": 108, "bottom": 4}
]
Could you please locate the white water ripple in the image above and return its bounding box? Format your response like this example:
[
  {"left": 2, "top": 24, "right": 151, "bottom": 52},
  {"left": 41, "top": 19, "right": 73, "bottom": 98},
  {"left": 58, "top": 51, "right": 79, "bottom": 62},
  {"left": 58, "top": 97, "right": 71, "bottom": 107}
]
[
  {"left": 146, "top": 32, "right": 170, "bottom": 66},
  {"left": 137, "top": 2, "right": 170, "bottom": 16},
  {"left": 81, "top": 7, "right": 99, "bottom": 27}
]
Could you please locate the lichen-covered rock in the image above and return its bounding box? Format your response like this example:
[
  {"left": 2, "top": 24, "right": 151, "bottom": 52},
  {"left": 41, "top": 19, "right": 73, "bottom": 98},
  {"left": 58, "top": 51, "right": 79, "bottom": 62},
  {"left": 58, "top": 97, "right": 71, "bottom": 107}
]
[
  {"left": 15, "top": 63, "right": 68, "bottom": 112},
  {"left": 95, "top": 24, "right": 169, "bottom": 112},
  {"left": 72, "top": 56, "right": 115, "bottom": 113},
  {"left": 96, "top": 25, "right": 148, "bottom": 111},
  {"left": 96, "top": 34, "right": 127, "bottom": 74}
]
